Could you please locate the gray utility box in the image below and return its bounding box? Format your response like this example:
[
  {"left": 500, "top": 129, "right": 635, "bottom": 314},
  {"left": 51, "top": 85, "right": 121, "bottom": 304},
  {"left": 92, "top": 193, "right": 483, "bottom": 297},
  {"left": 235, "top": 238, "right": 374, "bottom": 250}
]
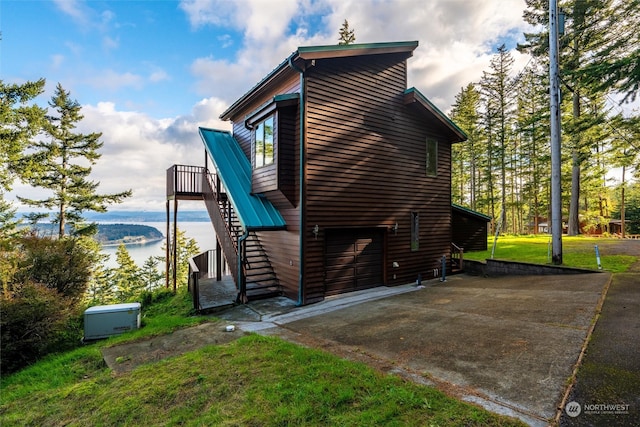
[{"left": 84, "top": 302, "right": 141, "bottom": 340}]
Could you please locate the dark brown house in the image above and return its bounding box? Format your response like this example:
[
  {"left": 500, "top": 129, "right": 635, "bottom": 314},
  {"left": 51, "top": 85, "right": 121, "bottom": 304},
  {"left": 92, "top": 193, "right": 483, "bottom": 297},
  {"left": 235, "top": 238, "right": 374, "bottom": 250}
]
[{"left": 167, "top": 41, "right": 467, "bottom": 305}]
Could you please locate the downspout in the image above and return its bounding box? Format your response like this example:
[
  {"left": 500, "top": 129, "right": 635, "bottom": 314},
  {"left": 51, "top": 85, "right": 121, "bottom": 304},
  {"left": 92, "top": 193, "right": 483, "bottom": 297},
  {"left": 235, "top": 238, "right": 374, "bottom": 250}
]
[
  {"left": 288, "top": 55, "right": 305, "bottom": 306},
  {"left": 237, "top": 229, "right": 249, "bottom": 304}
]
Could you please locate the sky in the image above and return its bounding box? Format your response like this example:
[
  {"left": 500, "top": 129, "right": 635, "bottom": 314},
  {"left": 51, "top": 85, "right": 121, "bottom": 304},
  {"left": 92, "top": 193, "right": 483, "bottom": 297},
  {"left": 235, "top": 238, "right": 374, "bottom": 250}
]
[{"left": 2, "top": 0, "right": 536, "bottom": 212}]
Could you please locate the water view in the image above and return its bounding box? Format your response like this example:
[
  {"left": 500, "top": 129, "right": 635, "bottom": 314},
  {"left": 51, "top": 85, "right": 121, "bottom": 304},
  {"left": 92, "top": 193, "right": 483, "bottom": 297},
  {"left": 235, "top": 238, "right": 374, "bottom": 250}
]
[{"left": 101, "top": 221, "right": 217, "bottom": 268}]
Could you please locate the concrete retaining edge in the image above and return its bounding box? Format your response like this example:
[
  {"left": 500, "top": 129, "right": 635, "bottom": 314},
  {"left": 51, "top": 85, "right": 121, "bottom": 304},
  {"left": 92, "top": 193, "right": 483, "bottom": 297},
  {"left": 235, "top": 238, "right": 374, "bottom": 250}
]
[{"left": 464, "top": 258, "right": 602, "bottom": 276}]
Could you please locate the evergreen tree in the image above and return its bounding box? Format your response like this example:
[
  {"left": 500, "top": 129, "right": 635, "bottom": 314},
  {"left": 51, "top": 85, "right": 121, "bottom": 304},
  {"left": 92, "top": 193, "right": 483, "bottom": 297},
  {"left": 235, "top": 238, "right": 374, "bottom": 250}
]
[
  {"left": 520, "top": 0, "right": 616, "bottom": 235},
  {"left": 577, "top": 0, "right": 640, "bottom": 102},
  {"left": 0, "top": 79, "right": 46, "bottom": 191},
  {"left": 480, "top": 45, "right": 516, "bottom": 232},
  {"left": 112, "top": 243, "right": 144, "bottom": 302},
  {"left": 0, "top": 79, "right": 46, "bottom": 242},
  {"left": 161, "top": 229, "right": 200, "bottom": 290},
  {"left": 17, "top": 83, "right": 131, "bottom": 237},
  {"left": 338, "top": 20, "right": 356, "bottom": 45},
  {"left": 140, "top": 256, "right": 164, "bottom": 291},
  {"left": 516, "top": 62, "right": 551, "bottom": 233},
  {"left": 450, "top": 84, "right": 483, "bottom": 209}
]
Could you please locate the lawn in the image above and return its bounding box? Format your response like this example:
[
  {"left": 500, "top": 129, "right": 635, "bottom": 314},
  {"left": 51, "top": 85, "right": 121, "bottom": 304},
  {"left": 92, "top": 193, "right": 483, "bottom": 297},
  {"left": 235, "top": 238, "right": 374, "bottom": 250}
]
[
  {"left": 464, "top": 235, "right": 637, "bottom": 273},
  {"left": 0, "top": 290, "right": 525, "bottom": 427}
]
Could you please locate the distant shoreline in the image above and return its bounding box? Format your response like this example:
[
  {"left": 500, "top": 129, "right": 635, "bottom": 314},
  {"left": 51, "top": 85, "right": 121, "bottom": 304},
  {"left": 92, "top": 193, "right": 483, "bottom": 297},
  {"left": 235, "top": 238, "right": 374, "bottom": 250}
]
[{"left": 101, "top": 237, "right": 164, "bottom": 247}]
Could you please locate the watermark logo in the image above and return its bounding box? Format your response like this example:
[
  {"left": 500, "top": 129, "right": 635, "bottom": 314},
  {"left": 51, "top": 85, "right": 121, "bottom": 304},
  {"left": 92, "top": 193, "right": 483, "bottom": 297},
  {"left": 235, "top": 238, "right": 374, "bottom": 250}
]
[
  {"left": 565, "top": 401, "right": 581, "bottom": 417},
  {"left": 564, "top": 401, "right": 631, "bottom": 417}
]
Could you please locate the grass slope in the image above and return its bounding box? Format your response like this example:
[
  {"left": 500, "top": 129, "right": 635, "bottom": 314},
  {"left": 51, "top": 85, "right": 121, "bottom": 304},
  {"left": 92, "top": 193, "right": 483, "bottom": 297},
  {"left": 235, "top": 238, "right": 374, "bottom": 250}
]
[
  {"left": 0, "top": 292, "right": 525, "bottom": 426},
  {"left": 465, "top": 235, "right": 636, "bottom": 273}
]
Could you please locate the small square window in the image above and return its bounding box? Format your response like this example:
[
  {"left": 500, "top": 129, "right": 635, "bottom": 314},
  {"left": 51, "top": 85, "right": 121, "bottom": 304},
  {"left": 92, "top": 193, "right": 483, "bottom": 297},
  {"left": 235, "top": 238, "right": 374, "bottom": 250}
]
[
  {"left": 255, "top": 115, "right": 274, "bottom": 168},
  {"left": 426, "top": 139, "right": 437, "bottom": 176}
]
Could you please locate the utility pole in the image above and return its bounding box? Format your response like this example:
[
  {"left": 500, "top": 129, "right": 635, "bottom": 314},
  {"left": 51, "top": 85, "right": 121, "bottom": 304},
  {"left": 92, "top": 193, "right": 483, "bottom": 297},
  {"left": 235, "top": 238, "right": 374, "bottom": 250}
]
[{"left": 549, "top": 0, "right": 563, "bottom": 264}]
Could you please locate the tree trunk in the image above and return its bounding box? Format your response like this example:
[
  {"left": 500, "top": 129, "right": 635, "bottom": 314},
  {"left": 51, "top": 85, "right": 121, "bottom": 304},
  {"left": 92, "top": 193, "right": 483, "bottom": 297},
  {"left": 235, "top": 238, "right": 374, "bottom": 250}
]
[
  {"left": 621, "top": 165, "right": 626, "bottom": 238},
  {"left": 567, "top": 87, "right": 581, "bottom": 236}
]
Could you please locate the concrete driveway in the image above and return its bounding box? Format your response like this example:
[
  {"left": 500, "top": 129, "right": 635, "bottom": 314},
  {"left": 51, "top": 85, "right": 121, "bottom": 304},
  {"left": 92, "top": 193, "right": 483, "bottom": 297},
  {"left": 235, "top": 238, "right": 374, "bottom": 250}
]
[{"left": 231, "top": 272, "right": 611, "bottom": 426}]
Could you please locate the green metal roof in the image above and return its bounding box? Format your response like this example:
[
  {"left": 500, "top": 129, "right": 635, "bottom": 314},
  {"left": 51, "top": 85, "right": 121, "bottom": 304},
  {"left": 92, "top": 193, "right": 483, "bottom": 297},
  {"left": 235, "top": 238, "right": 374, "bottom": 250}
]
[
  {"left": 404, "top": 87, "right": 467, "bottom": 143},
  {"left": 199, "top": 127, "right": 286, "bottom": 231},
  {"left": 297, "top": 41, "right": 418, "bottom": 59},
  {"left": 452, "top": 203, "right": 492, "bottom": 221},
  {"left": 220, "top": 41, "right": 419, "bottom": 120}
]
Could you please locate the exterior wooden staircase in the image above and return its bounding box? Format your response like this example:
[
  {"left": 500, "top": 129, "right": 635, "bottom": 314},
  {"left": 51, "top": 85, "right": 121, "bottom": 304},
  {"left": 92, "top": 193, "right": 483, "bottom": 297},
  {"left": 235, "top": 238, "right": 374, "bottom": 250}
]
[
  {"left": 167, "top": 165, "right": 282, "bottom": 304},
  {"left": 200, "top": 166, "right": 282, "bottom": 301}
]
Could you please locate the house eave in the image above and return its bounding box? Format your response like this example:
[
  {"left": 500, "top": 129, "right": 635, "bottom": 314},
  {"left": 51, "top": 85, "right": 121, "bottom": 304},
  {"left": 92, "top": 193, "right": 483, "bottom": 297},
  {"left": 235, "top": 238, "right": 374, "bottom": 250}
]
[
  {"left": 297, "top": 41, "right": 418, "bottom": 60},
  {"left": 221, "top": 41, "right": 420, "bottom": 121},
  {"left": 404, "top": 88, "right": 467, "bottom": 143}
]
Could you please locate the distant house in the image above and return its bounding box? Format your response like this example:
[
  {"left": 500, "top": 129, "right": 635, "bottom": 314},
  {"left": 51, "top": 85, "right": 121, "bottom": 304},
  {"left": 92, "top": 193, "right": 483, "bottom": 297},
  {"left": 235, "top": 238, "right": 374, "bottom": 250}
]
[{"left": 167, "top": 41, "right": 467, "bottom": 305}]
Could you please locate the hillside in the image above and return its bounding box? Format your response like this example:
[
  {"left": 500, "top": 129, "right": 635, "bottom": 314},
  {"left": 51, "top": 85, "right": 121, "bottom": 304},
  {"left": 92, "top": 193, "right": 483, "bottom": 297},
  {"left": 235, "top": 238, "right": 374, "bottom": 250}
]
[{"left": 95, "top": 224, "right": 163, "bottom": 245}]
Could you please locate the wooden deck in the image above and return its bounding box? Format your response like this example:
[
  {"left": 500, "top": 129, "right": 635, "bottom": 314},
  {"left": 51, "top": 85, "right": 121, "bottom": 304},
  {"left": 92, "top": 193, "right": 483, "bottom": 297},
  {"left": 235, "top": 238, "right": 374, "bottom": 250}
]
[{"left": 197, "top": 275, "right": 238, "bottom": 312}]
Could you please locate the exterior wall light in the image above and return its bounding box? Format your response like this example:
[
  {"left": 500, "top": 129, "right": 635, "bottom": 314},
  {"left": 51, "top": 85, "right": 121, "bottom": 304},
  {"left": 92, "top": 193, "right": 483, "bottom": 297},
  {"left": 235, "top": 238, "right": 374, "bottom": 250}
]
[
  {"left": 313, "top": 224, "right": 319, "bottom": 239},
  {"left": 391, "top": 222, "right": 399, "bottom": 235}
]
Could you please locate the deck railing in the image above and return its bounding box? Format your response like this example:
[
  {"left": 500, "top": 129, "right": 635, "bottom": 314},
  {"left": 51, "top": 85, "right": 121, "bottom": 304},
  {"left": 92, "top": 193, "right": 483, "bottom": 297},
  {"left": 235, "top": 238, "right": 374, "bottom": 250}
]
[
  {"left": 188, "top": 249, "right": 218, "bottom": 311},
  {"left": 167, "top": 165, "right": 206, "bottom": 197}
]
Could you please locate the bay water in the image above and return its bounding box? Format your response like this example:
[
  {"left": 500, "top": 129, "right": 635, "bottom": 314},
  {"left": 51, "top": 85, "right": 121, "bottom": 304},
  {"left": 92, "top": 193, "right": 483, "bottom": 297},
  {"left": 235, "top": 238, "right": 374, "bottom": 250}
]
[{"left": 101, "top": 221, "right": 217, "bottom": 268}]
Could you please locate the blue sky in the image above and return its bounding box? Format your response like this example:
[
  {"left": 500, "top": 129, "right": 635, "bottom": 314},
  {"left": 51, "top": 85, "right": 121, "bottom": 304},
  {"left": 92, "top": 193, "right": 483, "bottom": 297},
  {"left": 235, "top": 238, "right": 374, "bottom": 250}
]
[{"left": 2, "top": 0, "right": 533, "bottom": 211}]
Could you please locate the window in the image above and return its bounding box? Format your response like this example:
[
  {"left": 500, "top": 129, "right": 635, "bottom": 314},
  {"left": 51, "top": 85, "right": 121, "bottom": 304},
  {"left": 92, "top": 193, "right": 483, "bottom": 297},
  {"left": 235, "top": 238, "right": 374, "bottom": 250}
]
[
  {"left": 411, "top": 211, "right": 419, "bottom": 251},
  {"left": 426, "top": 139, "right": 437, "bottom": 176},
  {"left": 255, "top": 115, "right": 274, "bottom": 168}
]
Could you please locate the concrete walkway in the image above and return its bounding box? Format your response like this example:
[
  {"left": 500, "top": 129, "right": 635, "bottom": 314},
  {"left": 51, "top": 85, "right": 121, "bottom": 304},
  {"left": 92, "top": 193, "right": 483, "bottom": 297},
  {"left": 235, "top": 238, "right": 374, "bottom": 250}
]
[
  {"left": 558, "top": 258, "right": 640, "bottom": 426},
  {"left": 218, "top": 272, "right": 612, "bottom": 426}
]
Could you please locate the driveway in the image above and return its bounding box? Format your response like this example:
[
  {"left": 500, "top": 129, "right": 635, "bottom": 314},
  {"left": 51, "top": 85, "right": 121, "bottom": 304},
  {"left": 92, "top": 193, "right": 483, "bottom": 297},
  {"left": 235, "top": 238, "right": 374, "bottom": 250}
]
[{"left": 232, "top": 272, "right": 611, "bottom": 426}]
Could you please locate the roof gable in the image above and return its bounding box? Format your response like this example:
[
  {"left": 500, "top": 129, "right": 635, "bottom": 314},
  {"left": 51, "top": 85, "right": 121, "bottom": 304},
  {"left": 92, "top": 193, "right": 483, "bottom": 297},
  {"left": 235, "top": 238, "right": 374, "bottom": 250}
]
[{"left": 221, "top": 41, "right": 419, "bottom": 121}]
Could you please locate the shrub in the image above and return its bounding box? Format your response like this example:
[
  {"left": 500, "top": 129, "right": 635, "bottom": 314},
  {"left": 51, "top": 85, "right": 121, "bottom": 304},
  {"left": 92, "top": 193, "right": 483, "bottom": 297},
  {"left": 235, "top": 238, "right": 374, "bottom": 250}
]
[
  {"left": 14, "top": 236, "right": 92, "bottom": 303},
  {"left": 0, "top": 283, "right": 82, "bottom": 373}
]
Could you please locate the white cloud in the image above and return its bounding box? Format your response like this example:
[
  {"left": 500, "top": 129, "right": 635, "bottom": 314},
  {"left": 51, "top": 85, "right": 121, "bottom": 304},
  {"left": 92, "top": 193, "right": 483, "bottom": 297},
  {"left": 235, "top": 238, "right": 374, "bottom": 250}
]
[
  {"left": 149, "top": 69, "right": 170, "bottom": 83},
  {"left": 179, "top": 0, "right": 240, "bottom": 29},
  {"left": 103, "top": 35, "right": 119, "bottom": 50},
  {"left": 50, "top": 54, "right": 65, "bottom": 70},
  {"left": 186, "top": 0, "right": 534, "bottom": 113},
  {"left": 13, "top": 0, "right": 538, "bottom": 212},
  {"left": 86, "top": 70, "right": 144, "bottom": 91},
  {"left": 52, "top": 0, "right": 91, "bottom": 26}
]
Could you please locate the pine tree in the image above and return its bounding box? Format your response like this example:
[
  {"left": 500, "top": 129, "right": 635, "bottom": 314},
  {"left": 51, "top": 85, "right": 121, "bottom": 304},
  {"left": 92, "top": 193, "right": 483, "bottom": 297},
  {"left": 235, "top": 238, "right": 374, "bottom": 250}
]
[
  {"left": 520, "top": 0, "right": 616, "bottom": 236},
  {"left": 0, "top": 79, "right": 46, "bottom": 191},
  {"left": 338, "top": 20, "right": 356, "bottom": 45},
  {"left": 17, "top": 83, "right": 131, "bottom": 237},
  {"left": 450, "top": 84, "right": 483, "bottom": 209},
  {"left": 140, "top": 256, "right": 163, "bottom": 291},
  {"left": 577, "top": 0, "right": 640, "bottom": 102},
  {"left": 480, "top": 45, "right": 516, "bottom": 233},
  {"left": 516, "top": 62, "right": 551, "bottom": 233},
  {"left": 112, "top": 244, "right": 144, "bottom": 302},
  {"left": 161, "top": 229, "right": 200, "bottom": 289}
]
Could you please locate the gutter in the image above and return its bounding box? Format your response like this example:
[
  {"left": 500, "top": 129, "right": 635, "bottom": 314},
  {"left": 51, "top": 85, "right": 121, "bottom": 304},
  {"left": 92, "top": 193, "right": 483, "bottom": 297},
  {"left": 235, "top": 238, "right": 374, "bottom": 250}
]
[
  {"left": 237, "top": 230, "right": 250, "bottom": 304},
  {"left": 288, "top": 55, "right": 305, "bottom": 307}
]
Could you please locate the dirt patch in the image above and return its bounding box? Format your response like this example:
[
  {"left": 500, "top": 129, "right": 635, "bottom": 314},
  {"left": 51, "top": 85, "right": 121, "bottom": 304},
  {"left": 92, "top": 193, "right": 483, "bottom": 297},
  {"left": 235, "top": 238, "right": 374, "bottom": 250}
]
[{"left": 101, "top": 321, "right": 244, "bottom": 375}]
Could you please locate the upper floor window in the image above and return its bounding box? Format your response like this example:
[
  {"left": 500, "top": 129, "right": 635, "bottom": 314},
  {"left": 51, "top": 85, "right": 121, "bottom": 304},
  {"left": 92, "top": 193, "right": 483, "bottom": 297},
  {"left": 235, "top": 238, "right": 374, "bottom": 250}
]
[
  {"left": 426, "top": 138, "right": 437, "bottom": 177},
  {"left": 255, "top": 115, "right": 274, "bottom": 168}
]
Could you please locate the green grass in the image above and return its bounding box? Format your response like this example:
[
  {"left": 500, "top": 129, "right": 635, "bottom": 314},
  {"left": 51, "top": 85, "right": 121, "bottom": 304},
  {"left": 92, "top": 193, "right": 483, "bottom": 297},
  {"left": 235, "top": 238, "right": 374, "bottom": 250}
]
[
  {"left": 0, "top": 291, "right": 526, "bottom": 427},
  {"left": 464, "top": 235, "right": 636, "bottom": 273}
]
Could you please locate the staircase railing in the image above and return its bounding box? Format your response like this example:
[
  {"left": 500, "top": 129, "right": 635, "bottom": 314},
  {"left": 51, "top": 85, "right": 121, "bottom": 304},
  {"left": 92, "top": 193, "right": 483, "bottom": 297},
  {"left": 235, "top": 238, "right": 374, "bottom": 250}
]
[
  {"left": 201, "top": 170, "right": 240, "bottom": 286},
  {"left": 451, "top": 243, "right": 464, "bottom": 271}
]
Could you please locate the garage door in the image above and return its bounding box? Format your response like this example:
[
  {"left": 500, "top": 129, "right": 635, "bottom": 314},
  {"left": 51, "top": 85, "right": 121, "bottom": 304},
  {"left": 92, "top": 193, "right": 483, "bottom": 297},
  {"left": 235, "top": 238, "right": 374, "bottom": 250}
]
[{"left": 325, "top": 229, "right": 384, "bottom": 295}]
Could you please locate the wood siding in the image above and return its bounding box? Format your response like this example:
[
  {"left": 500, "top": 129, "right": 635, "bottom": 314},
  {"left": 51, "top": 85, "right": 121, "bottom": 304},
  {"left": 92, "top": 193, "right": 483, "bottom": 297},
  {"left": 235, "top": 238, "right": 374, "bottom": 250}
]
[
  {"left": 452, "top": 210, "right": 489, "bottom": 252},
  {"left": 302, "top": 53, "right": 453, "bottom": 302},
  {"left": 227, "top": 72, "right": 301, "bottom": 300}
]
